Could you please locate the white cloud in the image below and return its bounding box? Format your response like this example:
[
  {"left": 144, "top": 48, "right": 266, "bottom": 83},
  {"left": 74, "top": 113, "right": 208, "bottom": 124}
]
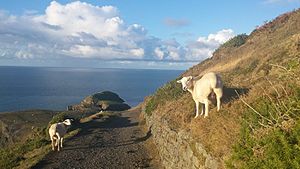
[
  {"left": 185, "top": 29, "right": 235, "bottom": 60},
  {"left": 154, "top": 47, "right": 164, "bottom": 60},
  {"left": 197, "top": 29, "right": 234, "bottom": 45},
  {"left": 130, "top": 48, "right": 144, "bottom": 57},
  {"left": 68, "top": 45, "right": 98, "bottom": 58},
  {"left": 0, "top": 1, "right": 145, "bottom": 60},
  {"left": 0, "top": 1, "right": 235, "bottom": 65}
]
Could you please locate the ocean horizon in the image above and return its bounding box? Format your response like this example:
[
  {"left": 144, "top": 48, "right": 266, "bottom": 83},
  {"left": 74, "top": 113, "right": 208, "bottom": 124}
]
[{"left": 0, "top": 66, "right": 183, "bottom": 112}]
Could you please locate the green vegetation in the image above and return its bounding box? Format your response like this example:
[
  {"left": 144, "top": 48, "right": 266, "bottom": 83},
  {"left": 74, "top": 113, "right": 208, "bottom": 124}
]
[
  {"left": 227, "top": 79, "right": 300, "bottom": 168},
  {"left": 49, "top": 112, "right": 68, "bottom": 125},
  {"left": 92, "top": 91, "right": 125, "bottom": 103},
  {"left": 141, "top": 9, "right": 300, "bottom": 168},
  {"left": 219, "top": 34, "right": 248, "bottom": 49},
  {"left": 79, "top": 91, "right": 130, "bottom": 111},
  {"left": 0, "top": 111, "right": 74, "bottom": 169},
  {"left": 145, "top": 79, "right": 184, "bottom": 116},
  {"left": 286, "top": 59, "right": 300, "bottom": 70},
  {"left": 233, "top": 59, "right": 259, "bottom": 76},
  {"left": 0, "top": 128, "right": 48, "bottom": 169}
]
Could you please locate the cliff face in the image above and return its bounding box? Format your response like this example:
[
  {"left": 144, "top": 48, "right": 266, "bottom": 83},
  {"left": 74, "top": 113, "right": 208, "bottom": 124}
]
[
  {"left": 144, "top": 104, "right": 220, "bottom": 169},
  {"left": 142, "top": 9, "right": 300, "bottom": 168}
]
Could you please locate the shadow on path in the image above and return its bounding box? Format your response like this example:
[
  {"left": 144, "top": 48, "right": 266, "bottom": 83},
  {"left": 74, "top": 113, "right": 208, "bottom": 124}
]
[
  {"left": 63, "top": 115, "right": 152, "bottom": 151},
  {"left": 32, "top": 110, "right": 155, "bottom": 169}
]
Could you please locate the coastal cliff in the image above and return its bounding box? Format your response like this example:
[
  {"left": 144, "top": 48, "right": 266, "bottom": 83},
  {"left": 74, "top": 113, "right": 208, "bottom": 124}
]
[{"left": 141, "top": 9, "right": 300, "bottom": 168}]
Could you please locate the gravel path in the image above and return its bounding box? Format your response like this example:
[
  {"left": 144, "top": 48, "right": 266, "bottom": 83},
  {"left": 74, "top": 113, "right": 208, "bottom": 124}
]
[{"left": 33, "top": 109, "right": 159, "bottom": 169}]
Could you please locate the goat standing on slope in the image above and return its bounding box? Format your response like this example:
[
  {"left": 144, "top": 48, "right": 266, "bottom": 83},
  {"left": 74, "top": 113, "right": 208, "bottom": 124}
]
[
  {"left": 177, "top": 72, "right": 223, "bottom": 118},
  {"left": 49, "top": 119, "right": 72, "bottom": 151}
]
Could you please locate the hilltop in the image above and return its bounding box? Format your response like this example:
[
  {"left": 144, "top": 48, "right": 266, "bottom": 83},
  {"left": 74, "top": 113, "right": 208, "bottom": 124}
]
[{"left": 142, "top": 9, "right": 300, "bottom": 168}]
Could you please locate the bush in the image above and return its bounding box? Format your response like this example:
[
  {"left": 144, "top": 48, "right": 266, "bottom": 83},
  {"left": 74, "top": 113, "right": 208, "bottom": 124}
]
[
  {"left": 49, "top": 112, "right": 68, "bottom": 125},
  {"left": 220, "top": 34, "right": 248, "bottom": 49},
  {"left": 227, "top": 84, "right": 300, "bottom": 169},
  {"left": 0, "top": 130, "right": 49, "bottom": 169},
  {"left": 145, "top": 79, "right": 184, "bottom": 116}
]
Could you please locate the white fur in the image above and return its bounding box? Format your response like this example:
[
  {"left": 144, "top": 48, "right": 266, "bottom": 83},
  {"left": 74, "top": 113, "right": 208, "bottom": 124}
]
[
  {"left": 49, "top": 119, "right": 72, "bottom": 151},
  {"left": 177, "top": 72, "right": 223, "bottom": 118}
]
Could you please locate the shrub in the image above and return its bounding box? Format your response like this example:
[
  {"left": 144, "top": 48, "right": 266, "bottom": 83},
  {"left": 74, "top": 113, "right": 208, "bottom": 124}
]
[
  {"left": 227, "top": 83, "right": 300, "bottom": 169},
  {"left": 49, "top": 112, "right": 68, "bottom": 125},
  {"left": 145, "top": 79, "right": 184, "bottom": 116},
  {"left": 0, "top": 129, "right": 49, "bottom": 169},
  {"left": 220, "top": 34, "right": 248, "bottom": 49}
]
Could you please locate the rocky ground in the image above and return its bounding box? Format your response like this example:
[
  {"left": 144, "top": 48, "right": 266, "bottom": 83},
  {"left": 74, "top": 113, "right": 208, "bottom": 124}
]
[{"left": 32, "top": 109, "right": 160, "bottom": 169}]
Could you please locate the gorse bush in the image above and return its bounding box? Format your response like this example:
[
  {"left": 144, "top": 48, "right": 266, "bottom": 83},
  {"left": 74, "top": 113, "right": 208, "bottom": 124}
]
[
  {"left": 145, "top": 79, "right": 184, "bottom": 116},
  {"left": 227, "top": 80, "right": 300, "bottom": 169},
  {"left": 0, "top": 129, "right": 49, "bottom": 169},
  {"left": 220, "top": 34, "right": 248, "bottom": 49}
]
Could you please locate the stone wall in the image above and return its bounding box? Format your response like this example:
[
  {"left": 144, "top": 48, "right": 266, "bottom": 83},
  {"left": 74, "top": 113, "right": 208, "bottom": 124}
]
[{"left": 144, "top": 112, "right": 220, "bottom": 169}]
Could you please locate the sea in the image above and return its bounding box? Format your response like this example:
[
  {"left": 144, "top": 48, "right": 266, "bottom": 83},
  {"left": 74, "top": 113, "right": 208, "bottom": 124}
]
[{"left": 0, "top": 66, "right": 183, "bottom": 112}]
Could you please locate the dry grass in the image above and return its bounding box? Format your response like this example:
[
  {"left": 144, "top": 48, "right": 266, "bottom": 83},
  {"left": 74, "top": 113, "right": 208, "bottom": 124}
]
[
  {"left": 80, "top": 111, "right": 117, "bottom": 123},
  {"left": 14, "top": 128, "right": 80, "bottom": 169},
  {"left": 143, "top": 8, "right": 300, "bottom": 167}
]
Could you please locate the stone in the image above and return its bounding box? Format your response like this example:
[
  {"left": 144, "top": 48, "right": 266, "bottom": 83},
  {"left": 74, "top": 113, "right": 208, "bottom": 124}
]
[{"left": 68, "top": 91, "right": 130, "bottom": 111}]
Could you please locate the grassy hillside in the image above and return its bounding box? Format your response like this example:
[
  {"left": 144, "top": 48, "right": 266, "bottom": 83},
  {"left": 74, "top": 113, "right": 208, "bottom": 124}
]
[
  {"left": 144, "top": 9, "right": 300, "bottom": 168},
  {"left": 0, "top": 109, "right": 100, "bottom": 169},
  {"left": 0, "top": 110, "right": 56, "bottom": 147}
]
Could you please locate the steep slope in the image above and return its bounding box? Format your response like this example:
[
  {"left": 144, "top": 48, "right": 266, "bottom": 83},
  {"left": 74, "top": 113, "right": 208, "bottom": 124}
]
[{"left": 142, "top": 9, "right": 300, "bottom": 168}]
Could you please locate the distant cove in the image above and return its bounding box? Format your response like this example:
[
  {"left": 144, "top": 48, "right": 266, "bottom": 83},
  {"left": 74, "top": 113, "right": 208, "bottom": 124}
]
[{"left": 0, "top": 66, "right": 182, "bottom": 112}]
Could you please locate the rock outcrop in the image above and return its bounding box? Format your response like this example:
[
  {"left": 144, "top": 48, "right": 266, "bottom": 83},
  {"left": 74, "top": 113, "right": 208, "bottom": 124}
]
[{"left": 69, "top": 91, "right": 131, "bottom": 111}]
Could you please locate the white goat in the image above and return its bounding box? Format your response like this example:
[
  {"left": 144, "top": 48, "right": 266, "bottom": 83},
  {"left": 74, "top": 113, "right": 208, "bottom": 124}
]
[
  {"left": 49, "top": 119, "right": 72, "bottom": 151},
  {"left": 177, "top": 72, "right": 223, "bottom": 118}
]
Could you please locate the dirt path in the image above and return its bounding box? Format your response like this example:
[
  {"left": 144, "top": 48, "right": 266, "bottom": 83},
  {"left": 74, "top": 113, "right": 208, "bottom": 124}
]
[{"left": 33, "top": 109, "right": 160, "bottom": 169}]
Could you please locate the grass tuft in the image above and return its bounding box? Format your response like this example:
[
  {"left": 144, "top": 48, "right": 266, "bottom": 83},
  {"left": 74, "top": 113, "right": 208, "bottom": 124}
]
[{"left": 145, "top": 79, "right": 184, "bottom": 116}]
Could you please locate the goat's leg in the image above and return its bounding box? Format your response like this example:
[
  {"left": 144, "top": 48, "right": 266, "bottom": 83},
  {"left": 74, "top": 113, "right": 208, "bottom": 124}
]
[
  {"left": 56, "top": 135, "right": 61, "bottom": 151},
  {"left": 195, "top": 101, "right": 199, "bottom": 118},
  {"left": 50, "top": 137, "right": 55, "bottom": 151},
  {"left": 214, "top": 88, "right": 223, "bottom": 111},
  {"left": 200, "top": 104, "right": 204, "bottom": 116},
  {"left": 60, "top": 138, "right": 64, "bottom": 148},
  {"left": 217, "top": 96, "right": 221, "bottom": 111},
  {"left": 204, "top": 99, "right": 209, "bottom": 118}
]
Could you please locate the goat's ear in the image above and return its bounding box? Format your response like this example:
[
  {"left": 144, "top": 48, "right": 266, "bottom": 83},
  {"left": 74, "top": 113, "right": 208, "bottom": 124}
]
[
  {"left": 176, "top": 80, "right": 181, "bottom": 83},
  {"left": 188, "top": 76, "right": 193, "bottom": 80}
]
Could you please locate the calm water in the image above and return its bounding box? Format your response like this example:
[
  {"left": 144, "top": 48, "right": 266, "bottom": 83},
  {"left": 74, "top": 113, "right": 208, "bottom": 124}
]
[{"left": 0, "top": 66, "right": 182, "bottom": 112}]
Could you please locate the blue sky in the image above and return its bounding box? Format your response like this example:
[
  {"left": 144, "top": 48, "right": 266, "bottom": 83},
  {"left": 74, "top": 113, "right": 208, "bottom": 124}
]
[{"left": 0, "top": 0, "right": 299, "bottom": 69}]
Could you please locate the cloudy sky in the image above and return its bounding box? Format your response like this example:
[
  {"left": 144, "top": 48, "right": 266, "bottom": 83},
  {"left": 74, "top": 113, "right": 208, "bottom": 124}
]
[{"left": 0, "top": 0, "right": 299, "bottom": 69}]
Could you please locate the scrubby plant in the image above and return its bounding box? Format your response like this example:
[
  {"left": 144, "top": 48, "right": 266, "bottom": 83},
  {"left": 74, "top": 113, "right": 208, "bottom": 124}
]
[
  {"left": 220, "top": 34, "right": 248, "bottom": 49},
  {"left": 49, "top": 112, "right": 68, "bottom": 125},
  {"left": 0, "top": 128, "right": 48, "bottom": 169},
  {"left": 227, "top": 76, "right": 300, "bottom": 169},
  {"left": 145, "top": 79, "right": 184, "bottom": 116},
  {"left": 0, "top": 111, "right": 74, "bottom": 169}
]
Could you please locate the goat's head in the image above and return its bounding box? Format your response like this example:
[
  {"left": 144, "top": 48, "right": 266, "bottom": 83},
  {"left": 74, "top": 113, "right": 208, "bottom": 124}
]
[
  {"left": 177, "top": 76, "right": 193, "bottom": 91},
  {"left": 63, "top": 119, "right": 73, "bottom": 126}
]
